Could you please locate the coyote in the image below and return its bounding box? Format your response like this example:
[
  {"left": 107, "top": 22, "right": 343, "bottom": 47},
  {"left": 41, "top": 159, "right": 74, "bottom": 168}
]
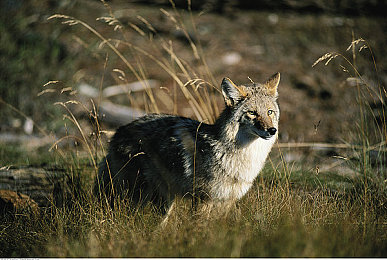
[{"left": 95, "top": 73, "right": 280, "bottom": 212}]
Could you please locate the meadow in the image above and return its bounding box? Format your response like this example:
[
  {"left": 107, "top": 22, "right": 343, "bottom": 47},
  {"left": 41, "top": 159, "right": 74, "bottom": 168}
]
[{"left": 0, "top": 0, "right": 386, "bottom": 257}]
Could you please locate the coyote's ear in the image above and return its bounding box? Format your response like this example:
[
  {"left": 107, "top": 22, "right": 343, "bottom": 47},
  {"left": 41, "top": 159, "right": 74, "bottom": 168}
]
[
  {"left": 263, "top": 72, "right": 280, "bottom": 97},
  {"left": 221, "top": 77, "right": 246, "bottom": 107}
]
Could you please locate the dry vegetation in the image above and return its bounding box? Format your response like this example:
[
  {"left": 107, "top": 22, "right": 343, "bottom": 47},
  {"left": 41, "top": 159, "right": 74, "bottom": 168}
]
[{"left": 0, "top": 0, "right": 386, "bottom": 257}]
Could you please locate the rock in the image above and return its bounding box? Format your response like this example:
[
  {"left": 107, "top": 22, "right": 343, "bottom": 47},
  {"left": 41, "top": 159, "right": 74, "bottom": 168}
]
[
  {"left": 0, "top": 189, "right": 39, "bottom": 216},
  {"left": 222, "top": 52, "right": 242, "bottom": 66}
]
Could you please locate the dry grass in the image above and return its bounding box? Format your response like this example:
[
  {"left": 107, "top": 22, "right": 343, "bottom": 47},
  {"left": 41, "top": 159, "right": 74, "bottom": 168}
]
[{"left": 1, "top": 165, "right": 385, "bottom": 257}]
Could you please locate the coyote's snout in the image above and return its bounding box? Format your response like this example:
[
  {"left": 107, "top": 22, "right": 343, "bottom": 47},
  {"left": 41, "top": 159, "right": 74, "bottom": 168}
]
[{"left": 95, "top": 72, "right": 280, "bottom": 212}]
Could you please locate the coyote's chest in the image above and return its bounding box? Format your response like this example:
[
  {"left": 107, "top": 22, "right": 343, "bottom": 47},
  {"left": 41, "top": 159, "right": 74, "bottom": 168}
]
[{"left": 209, "top": 137, "right": 275, "bottom": 201}]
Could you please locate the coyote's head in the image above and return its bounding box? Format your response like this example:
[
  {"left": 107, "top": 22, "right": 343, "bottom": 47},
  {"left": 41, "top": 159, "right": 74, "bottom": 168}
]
[{"left": 218, "top": 73, "right": 280, "bottom": 145}]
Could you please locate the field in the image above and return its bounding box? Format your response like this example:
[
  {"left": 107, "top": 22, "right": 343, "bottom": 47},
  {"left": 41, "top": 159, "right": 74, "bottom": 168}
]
[{"left": 0, "top": 0, "right": 386, "bottom": 257}]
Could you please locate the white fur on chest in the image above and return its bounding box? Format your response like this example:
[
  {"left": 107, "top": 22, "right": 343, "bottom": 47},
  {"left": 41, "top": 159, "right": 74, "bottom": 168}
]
[{"left": 210, "top": 137, "right": 275, "bottom": 201}]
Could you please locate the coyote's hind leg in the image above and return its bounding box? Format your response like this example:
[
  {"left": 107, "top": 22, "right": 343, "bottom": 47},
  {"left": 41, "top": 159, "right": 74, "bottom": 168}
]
[{"left": 160, "top": 199, "right": 176, "bottom": 228}]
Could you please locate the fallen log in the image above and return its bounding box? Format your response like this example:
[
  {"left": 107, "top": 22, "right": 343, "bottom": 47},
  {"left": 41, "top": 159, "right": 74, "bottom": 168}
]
[
  {"left": 98, "top": 101, "right": 146, "bottom": 125},
  {"left": 78, "top": 80, "right": 159, "bottom": 99},
  {"left": 76, "top": 81, "right": 150, "bottom": 126},
  {"left": 0, "top": 166, "right": 67, "bottom": 207},
  {"left": 0, "top": 133, "right": 57, "bottom": 150}
]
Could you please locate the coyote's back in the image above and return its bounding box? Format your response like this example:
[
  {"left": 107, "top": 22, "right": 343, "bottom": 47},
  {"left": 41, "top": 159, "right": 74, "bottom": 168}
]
[{"left": 95, "top": 73, "right": 280, "bottom": 210}]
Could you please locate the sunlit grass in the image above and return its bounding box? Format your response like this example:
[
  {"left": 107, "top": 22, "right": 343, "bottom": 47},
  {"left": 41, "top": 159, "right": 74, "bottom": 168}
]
[{"left": 1, "top": 157, "right": 385, "bottom": 257}]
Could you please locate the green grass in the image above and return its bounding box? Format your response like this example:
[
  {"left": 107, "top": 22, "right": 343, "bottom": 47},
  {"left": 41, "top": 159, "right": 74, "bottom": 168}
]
[
  {"left": 0, "top": 2, "right": 77, "bottom": 129},
  {"left": 0, "top": 144, "right": 56, "bottom": 166}
]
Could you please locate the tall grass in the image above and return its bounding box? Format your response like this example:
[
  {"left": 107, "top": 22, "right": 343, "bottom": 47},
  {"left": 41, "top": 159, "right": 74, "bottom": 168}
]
[
  {"left": 1, "top": 1, "right": 386, "bottom": 257},
  {"left": 313, "top": 35, "right": 386, "bottom": 215},
  {"left": 48, "top": 0, "right": 220, "bottom": 123}
]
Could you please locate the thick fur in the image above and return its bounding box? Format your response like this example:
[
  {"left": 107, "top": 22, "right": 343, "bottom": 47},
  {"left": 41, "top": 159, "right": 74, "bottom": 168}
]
[{"left": 94, "top": 73, "right": 280, "bottom": 210}]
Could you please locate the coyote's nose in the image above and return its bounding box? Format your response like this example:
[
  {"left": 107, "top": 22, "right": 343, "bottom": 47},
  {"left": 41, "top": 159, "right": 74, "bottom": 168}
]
[{"left": 267, "top": 127, "right": 277, "bottom": 135}]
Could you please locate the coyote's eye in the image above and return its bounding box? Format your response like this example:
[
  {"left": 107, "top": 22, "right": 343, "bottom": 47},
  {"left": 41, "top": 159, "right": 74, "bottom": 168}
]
[
  {"left": 267, "top": 110, "right": 274, "bottom": 116},
  {"left": 246, "top": 111, "right": 256, "bottom": 118}
]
